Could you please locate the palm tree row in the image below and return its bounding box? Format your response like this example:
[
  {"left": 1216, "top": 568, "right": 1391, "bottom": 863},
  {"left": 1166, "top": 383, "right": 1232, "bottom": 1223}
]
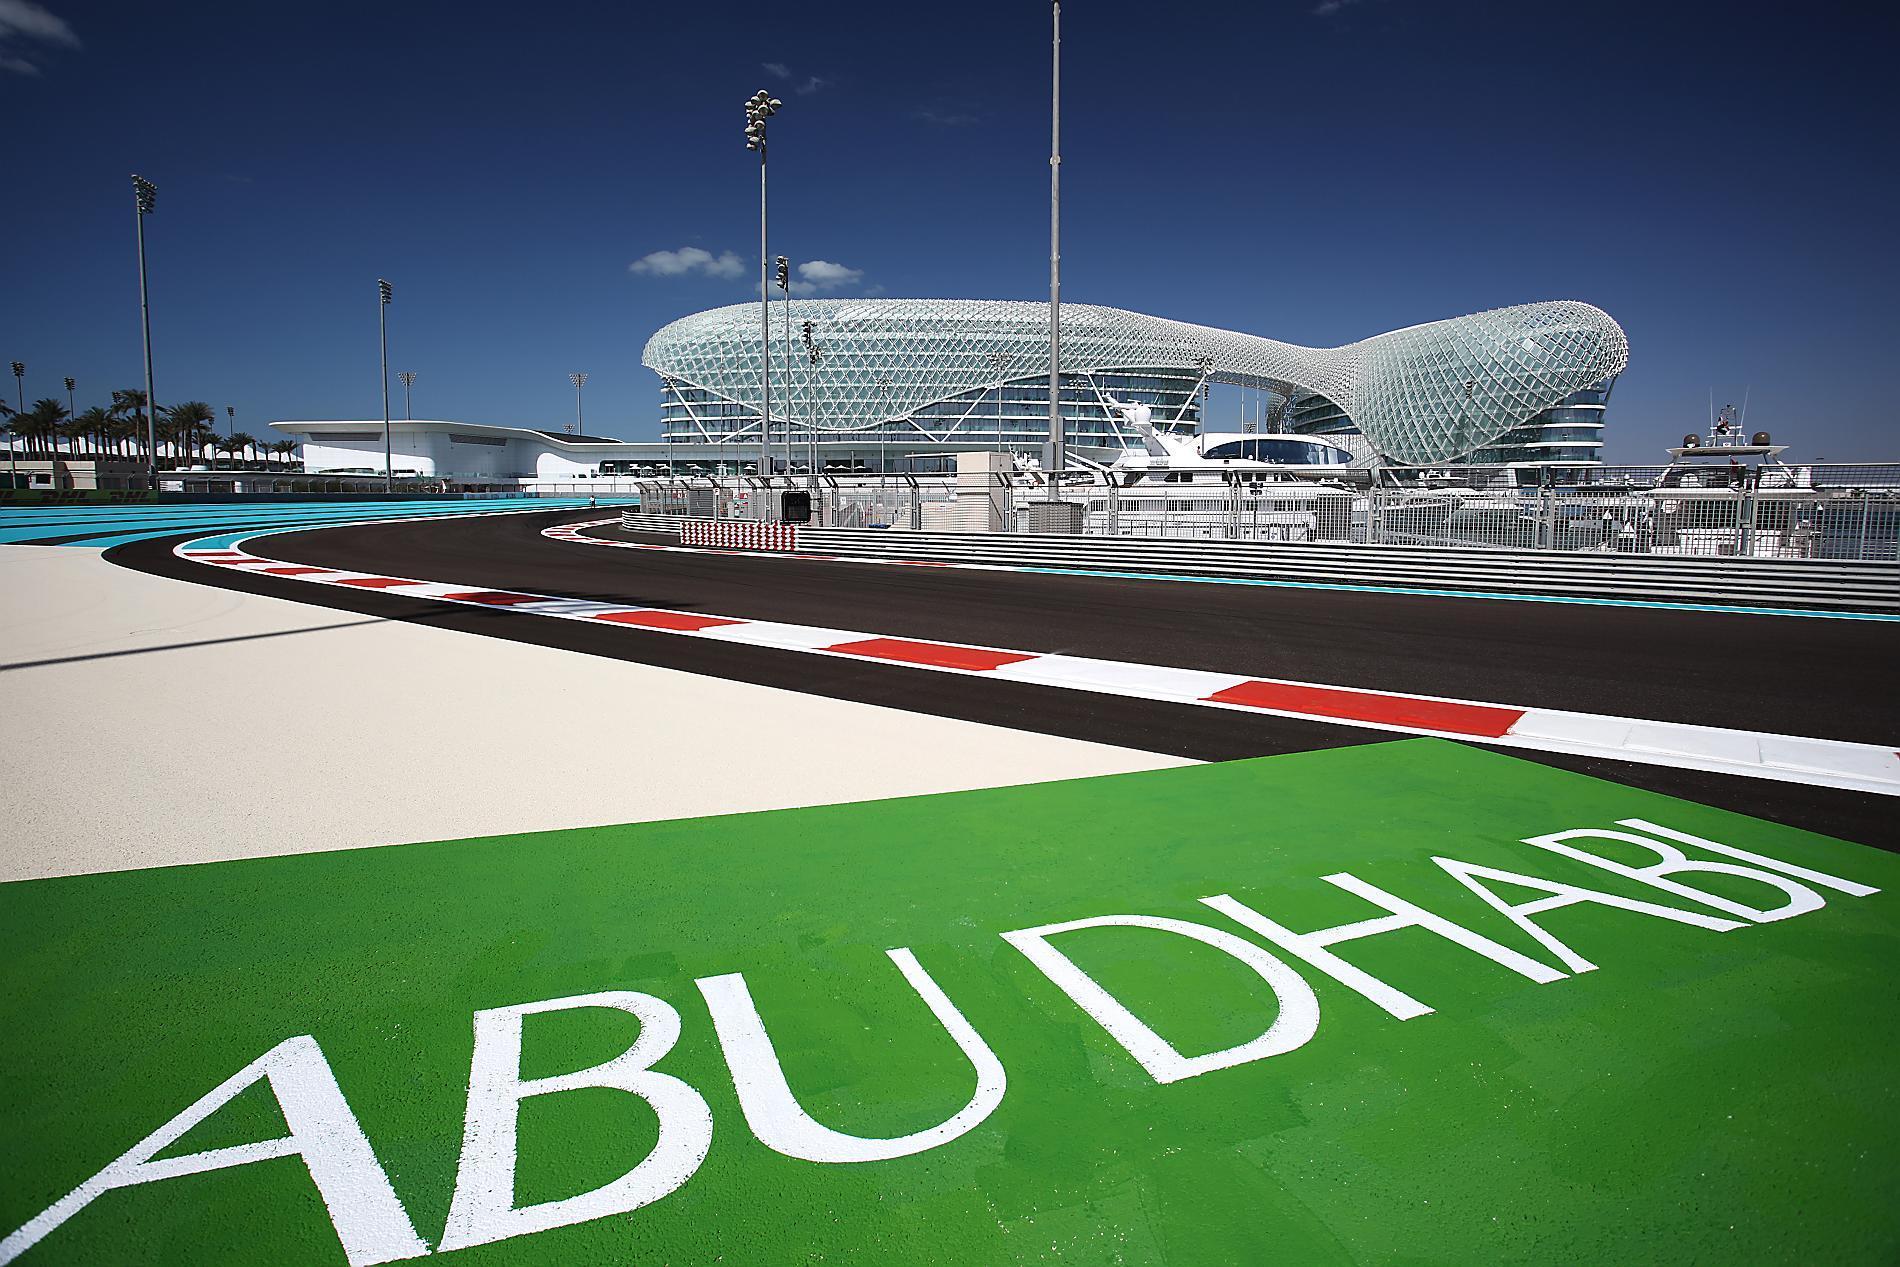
[{"left": 0, "top": 392, "right": 296, "bottom": 467}]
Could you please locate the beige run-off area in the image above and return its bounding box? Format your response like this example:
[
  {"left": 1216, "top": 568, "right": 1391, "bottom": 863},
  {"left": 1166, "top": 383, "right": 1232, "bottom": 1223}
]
[{"left": 0, "top": 545, "right": 1189, "bottom": 881}]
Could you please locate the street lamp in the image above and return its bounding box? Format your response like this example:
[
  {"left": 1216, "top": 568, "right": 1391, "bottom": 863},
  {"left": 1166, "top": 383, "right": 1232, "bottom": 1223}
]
[
  {"left": 775, "top": 255, "right": 795, "bottom": 476},
  {"left": 569, "top": 372, "right": 588, "bottom": 433},
  {"left": 745, "top": 87, "right": 782, "bottom": 481},
  {"left": 398, "top": 371, "right": 416, "bottom": 420},
  {"left": 876, "top": 375, "right": 892, "bottom": 480},
  {"left": 801, "top": 319, "right": 819, "bottom": 477},
  {"left": 377, "top": 278, "right": 393, "bottom": 493},
  {"left": 988, "top": 352, "right": 1010, "bottom": 450},
  {"left": 132, "top": 174, "right": 158, "bottom": 489},
  {"left": 7, "top": 361, "right": 20, "bottom": 484}
]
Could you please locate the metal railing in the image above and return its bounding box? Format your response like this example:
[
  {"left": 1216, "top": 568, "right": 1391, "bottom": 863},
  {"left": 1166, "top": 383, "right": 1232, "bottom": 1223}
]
[{"left": 611, "top": 466, "right": 1900, "bottom": 564}]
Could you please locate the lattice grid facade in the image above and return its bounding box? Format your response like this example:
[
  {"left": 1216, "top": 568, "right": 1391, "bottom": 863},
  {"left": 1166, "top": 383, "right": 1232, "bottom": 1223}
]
[{"left": 642, "top": 298, "right": 1629, "bottom": 467}]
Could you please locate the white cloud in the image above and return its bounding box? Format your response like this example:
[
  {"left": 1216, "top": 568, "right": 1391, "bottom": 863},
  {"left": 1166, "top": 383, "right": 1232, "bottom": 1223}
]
[
  {"left": 1311, "top": 0, "right": 1363, "bottom": 14},
  {"left": 0, "top": 0, "right": 77, "bottom": 45},
  {"left": 0, "top": 0, "right": 78, "bottom": 75},
  {"left": 798, "top": 260, "right": 863, "bottom": 287},
  {"left": 762, "top": 61, "right": 790, "bottom": 79},
  {"left": 629, "top": 247, "right": 746, "bottom": 279}
]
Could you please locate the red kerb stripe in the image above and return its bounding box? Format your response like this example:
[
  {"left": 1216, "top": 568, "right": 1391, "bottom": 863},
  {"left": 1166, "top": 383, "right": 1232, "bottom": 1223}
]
[
  {"left": 257, "top": 566, "right": 333, "bottom": 576},
  {"left": 592, "top": 610, "right": 745, "bottom": 631},
  {"left": 825, "top": 637, "right": 1036, "bottom": 672},
  {"left": 1204, "top": 680, "right": 1523, "bottom": 738},
  {"left": 335, "top": 577, "right": 422, "bottom": 589}
]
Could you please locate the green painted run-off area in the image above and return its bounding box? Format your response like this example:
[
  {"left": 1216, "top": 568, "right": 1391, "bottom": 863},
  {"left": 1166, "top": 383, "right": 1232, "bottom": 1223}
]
[{"left": 2, "top": 740, "right": 1896, "bottom": 1263}]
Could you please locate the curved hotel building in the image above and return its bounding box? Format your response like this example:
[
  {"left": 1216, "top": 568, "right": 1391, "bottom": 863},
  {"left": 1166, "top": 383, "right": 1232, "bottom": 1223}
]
[
  {"left": 643, "top": 298, "right": 1628, "bottom": 470},
  {"left": 277, "top": 298, "right": 1627, "bottom": 480}
]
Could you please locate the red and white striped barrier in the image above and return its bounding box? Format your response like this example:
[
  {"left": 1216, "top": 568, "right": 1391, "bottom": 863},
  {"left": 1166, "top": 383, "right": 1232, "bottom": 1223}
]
[
  {"left": 682, "top": 520, "right": 797, "bottom": 551},
  {"left": 177, "top": 536, "right": 1900, "bottom": 799}
]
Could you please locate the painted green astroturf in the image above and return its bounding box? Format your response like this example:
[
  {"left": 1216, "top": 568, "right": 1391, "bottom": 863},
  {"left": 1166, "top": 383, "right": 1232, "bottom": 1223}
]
[{"left": 3, "top": 740, "right": 1898, "bottom": 1264}]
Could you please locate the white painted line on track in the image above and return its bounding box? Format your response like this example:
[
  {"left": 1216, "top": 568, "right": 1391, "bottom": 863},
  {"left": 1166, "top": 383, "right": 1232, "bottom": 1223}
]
[{"left": 175, "top": 531, "right": 1900, "bottom": 799}]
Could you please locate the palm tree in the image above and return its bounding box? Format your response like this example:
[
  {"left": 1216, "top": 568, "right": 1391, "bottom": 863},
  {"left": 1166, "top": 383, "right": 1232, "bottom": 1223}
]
[
  {"left": 67, "top": 407, "right": 111, "bottom": 459},
  {"left": 275, "top": 439, "right": 299, "bottom": 467},
  {"left": 163, "top": 401, "right": 215, "bottom": 468},
  {"left": 109, "top": 389, "right": 150, "bottom": 458},
  {"left": 18, "top": 399, "right": 68, "bottom": 459},
  {"left": 228, "top": 431, "right": 257, "bottom": 465}
]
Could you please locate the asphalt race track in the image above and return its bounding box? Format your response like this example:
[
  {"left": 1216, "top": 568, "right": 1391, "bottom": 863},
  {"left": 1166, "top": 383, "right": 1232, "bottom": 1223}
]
[{"left": 114, "top": 508, "right": 1900, "bottom": 849}]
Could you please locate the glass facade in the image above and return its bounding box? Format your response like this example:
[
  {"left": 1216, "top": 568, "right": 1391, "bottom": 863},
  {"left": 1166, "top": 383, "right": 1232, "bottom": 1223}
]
[
  {"left": 1289, "top": 377, "right": 1617, "bottom": 467},
  {"left": 658, "top": 367, "right": 1203, "bottom": 460},
  {"left": 643, "top": 298, "right": 1629, "bottom": 468}
]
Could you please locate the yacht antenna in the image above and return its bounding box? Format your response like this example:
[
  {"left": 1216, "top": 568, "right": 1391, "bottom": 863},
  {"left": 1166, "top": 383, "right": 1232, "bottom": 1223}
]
[{"left": 1739, "top": 386, "right": 1751, "bottom": 430}]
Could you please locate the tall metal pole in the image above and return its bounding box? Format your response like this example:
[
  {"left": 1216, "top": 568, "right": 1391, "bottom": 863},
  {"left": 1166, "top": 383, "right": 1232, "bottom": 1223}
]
[
  {"left": 399, "top": 371, "right": 416, "bottom": 420},
  {"left": 378, "top": 279, "right": 392, "bottom": 493},
  {"left": 570, "top": 372, "right": 588, "bottom": 431},
  {"left": 1047, "top": 1, "right": 1065, "bottom": 489},
  {"left": 746, "top": 90, "right": 780, "bottom": 483},
  {"left": 759, "top": 140, "right": 770, "bottom": 479},
  {"left": 133, "top": 175, "right": 158, "bottom": 490},
  {"left": 778, "top": 257, "right": 795, "bottom": 475},
  {"left": 7, "top": 361, "right": 20, "bottom": 485}
]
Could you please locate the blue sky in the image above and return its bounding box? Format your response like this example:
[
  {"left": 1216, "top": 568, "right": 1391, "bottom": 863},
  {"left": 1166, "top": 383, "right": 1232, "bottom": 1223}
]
[{"left": 2, "top": 0, "right": 1893, "bottom": 461}]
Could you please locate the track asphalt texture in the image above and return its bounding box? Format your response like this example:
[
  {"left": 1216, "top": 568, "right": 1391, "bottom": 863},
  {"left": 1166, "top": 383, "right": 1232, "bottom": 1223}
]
[{"left": 112, "top": 509, "right": 1899, "bottom": 849}]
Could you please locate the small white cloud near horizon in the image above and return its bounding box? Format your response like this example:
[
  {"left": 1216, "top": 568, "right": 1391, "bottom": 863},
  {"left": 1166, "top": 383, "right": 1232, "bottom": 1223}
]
[
  {"left": 1311, "top": 0, "right": 1363, "bottom": 15},
  {"left": 630, "top": 246, "right": 747, "bottom": 279},
  {"left": 0, "top": 0, "right": 80, "bottom": 76}
]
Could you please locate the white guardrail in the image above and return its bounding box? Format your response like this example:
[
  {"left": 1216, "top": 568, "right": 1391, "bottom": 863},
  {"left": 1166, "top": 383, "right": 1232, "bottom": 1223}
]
[{"left": 617, "top": 512, "right": 1900, "bottom": 613}]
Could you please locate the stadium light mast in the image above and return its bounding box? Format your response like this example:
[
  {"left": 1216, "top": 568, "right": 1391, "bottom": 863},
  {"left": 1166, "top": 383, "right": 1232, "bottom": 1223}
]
[
  {"left": 377, "top": 278, "right": 393, "bottom": 493},
  {"left": 569, "top": 372, "right": 588, "bottom": 432},
  {"left": 745, "top": 88, "right": 782, "bottom": 481},
  {"left": 398, "top": 371, "right": 416, "bottom": 420},
  {"left": 1047, "top": 0, "right": 1064, "bottom": 488},
  {"left": 132, "top": 174, "right": 159, "bottom": 489}
]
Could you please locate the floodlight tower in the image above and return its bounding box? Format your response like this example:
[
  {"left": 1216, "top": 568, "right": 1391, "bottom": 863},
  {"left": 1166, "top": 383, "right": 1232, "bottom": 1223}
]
[
  {"left": 132, "top": 174, "right": 158, "bottom": 488},
  {"left": 398, "top": 371, "right": 416, "bottom": 420},
  {"left": 377, "top": 279, "right": 393, "bottom": 492},
  {"left": 569, "top": 372, "right": 588, "bottom": 431},
  {"left": 744, "top": 88, "right": 781, "bottom": 479}
]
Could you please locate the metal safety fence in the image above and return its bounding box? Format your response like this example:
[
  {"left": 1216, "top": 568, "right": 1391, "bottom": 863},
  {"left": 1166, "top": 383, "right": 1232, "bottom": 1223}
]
[{"left": 614, "top": 465, "right": 1900, "bottom": 564}]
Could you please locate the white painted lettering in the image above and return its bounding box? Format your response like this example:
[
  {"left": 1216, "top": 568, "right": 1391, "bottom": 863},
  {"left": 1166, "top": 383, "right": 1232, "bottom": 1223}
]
[
  {"left": 1001, "top": 914, "right": 1320, "bottom": 1084},
  {"left": 1201, "top": 872, "right": 1566, "bottom": 1021},
  {"left": 1433, "top": 857, "right": 1746, "bottom": 974},
  {"left": 0, "top": 1035, "right": 427, "bottom": 1267},
  {"left": 437, "top": 991, "right": 711, "bottom": 1253},
  {"left": 696, "top": 948, "right": 1005, "bottom": 1163}
]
